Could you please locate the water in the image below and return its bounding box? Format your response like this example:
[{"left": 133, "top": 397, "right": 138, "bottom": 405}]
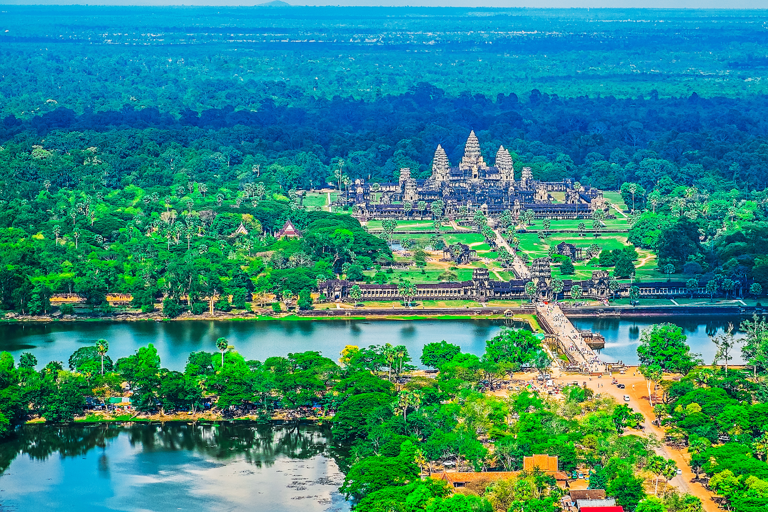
[
  {"left": 572, "top": 316, "right": 746, "bottom": 365},
  {"left": 0, "top": 316, "right": 747, "bottom": 369},
  {"left": 0, "top": 319, "right": 517, "bottom": 370},
  {"left": 0, "top": 423, "right": 348, "bottom": 512}
]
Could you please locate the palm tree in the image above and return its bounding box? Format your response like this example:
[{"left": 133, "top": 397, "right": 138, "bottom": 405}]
[
  {"left": 96, "top": 339, "right": 109, "bottom": 375},
  {"left": 216, "top": 337, "right": 229, "bottom": 368}
]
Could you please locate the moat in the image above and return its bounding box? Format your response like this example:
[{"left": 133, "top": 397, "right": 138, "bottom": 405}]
[
  {"left": 0, "top": 316, "right": 746, "bottom": 369},
  {"left": 0, "top": 423, "right": 348, "bottom": 512}
]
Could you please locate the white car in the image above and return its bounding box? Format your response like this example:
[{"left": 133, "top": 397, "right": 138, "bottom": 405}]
[{"left": 623, "top": 395, "right": 631, "bottom": 402}]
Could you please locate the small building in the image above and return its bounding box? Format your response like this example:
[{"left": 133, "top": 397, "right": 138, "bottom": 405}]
[
  {"left": 229, "top": 222, "right": 249, "bottom": 238},
  {"left": 556, "top": 242, "right": 583, "bottom": 261},
  {"left": 569, "top": 490, "right": 607, "bottom": 502},
  {"left": 276, "top": 220, "right": 301, "bottom": 239},
  {"left": 580, "top": 507, "right": 624, "bottom": 512},
  {"left": 432, "top": 471, "right": 518, "bottom": 488},
  {"left": 577, "top": 500, "right": 617, "bottom": 510},
  {"left": 443, "top": 243, "right": 476, "bottom": 265}
]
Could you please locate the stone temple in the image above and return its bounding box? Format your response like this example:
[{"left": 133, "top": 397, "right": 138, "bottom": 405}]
[{"left": 348, "top": 131, "right": 607, "bottom": 221}]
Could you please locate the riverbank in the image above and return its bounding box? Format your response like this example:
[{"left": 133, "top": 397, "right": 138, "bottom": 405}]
[{"left": 1, "top": 301, "right": 760, "bottom": 325}]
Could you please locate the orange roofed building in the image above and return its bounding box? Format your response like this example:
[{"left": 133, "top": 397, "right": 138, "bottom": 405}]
[
  {"left": 276, "top": 220, "right": 301, "bottom": 239},
  {"left": 430, "top": 454, "right": 570, "bottom": 491}
]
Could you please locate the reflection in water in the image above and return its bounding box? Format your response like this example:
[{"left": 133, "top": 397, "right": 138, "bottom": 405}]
[
  {"left": 0, "top": 423, "right": 348, "bottom": 512},
  {"left": 572, "top": 316, "right": 746, "bottom": 365},
  {"left": 0, "top": 319, "right": 515, "bottom": 370}
]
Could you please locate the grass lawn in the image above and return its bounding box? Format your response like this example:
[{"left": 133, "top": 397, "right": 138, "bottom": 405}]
[
  {"left": 603, "top": 191, "right": 628, "bottom": 211},
  {"left": 523, "top": 218, "right": 628, "bottom": 232},
  {"left": 443, "top": 233, "right": 486, "bottom": 245},
  {"left": 367, "top": 220, "right": 453, "bottom": 232},
  {"left": 303, "top": 192, "right": 330, "bottom": 209}
]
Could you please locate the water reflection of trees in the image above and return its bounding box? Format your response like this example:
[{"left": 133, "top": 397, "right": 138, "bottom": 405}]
[{"left": 0, "top": 422, "right": 332, "bottom": 474}]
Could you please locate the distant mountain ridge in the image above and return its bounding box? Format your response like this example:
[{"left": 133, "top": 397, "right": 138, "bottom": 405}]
[{"left": 255, "top": 0, "right": 292, "bottom": 6}]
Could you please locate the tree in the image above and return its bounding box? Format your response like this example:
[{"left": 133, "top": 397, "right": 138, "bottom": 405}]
[
  {"left": 630, "top": 285, "right": 640, "bottom": 305},
  {"left": 637, "top": 324, "right": 701, "bottom": 375},
  {"left": 525, "top": 281, "right": 537, "bottom": 301},
  {"left": 614, "top": 255, "right": 636, "bottom": 279},
  {"left": 560, "top": 258, "right": 575, "bottom": 275},
  {"left": 635, "top": 497, "right": 667, "bottom": 512},
  {"left": 570, "top": 284, "right": 582, "bottom": 301},
  {"left": 589, "top": 465, "right": 609, "bottom": 490},
  {"left": 421, "top": 341, "right": 461, "bottom": 369},
  {"left": 609, "top": 278, "right": 620, "bottom": 300},
  {"left": 96, "top": 339, "right": 109, "bottom": 375},
  {"left": 705, "top": 280, "right": 718, "bottom": 301},
  {"left": 686, "top": 279, "right": 699, "bottom": 298},
  {"left": 663, "top": 263, "right": 676, "bottom": 281},
  {"left": 712, "top": 323, "right": 736, "bottom": 375},
  {"left": 398, "top": 280, "right": 417, "bottom": 307},
  {"left": 639, "top": 364, "right": 663, "bottom": 407},
  {"left": 648, "top": 455, "right": 678, "bottom": 495},
  {"left": 19, "top": 352, "right": 38, "bottom": 369},
  {"left": 607, "top": 467, "right": 646, "bottom": 512},
  {"left": 350, "top": 284, "right": 362, "bottom": 303},
  {"left": 430, "top": 200, "right": 444, "bottom": 220},
  {"left": 552, "top": 278, "right": 564, "bottom": 301},
  {"left": 750, "top": 282, "right": 763, "bottom": 298},
  {"left": 740, "top": 314, "right": 768, "bottom": 379},
  {"left": 216, "top": 337, "right": 229, "bottom": 368},
  {"left": 578, "top": 222, "right": 586, "bottom": 237}
]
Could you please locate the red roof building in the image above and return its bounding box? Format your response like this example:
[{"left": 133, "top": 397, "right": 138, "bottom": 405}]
[
  {"left": 580, "top": 507, "right": 624, "bottom": 512},
  {"left": 276, "top": 220, "right": 301, "bottom": 239}
]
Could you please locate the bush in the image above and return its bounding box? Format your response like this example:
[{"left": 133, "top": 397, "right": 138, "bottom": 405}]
[
  {"left": 140, "top": 304, "right": 155, "bottom": 313},
  {"left": 163, "top": 298, "right": 184, "bottom": 318},
  {"left": 191, "top": 302, "right": 207, "bottom": 315},
  {"left": 215, "top": 297, "right": 232, "bottom": 312},
  {"left": 60, "top": 303, "right": 75, "bottom": 315},
  {"left": 271, "top": 302, "right": 282, "bottom": 313}
]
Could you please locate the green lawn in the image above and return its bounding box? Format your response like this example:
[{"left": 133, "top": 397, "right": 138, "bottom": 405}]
[
  {"left": 366, "top": 220, "right": 453, "bottom": 232},
  {"left": 302, "top": 192, "right": 329, "bottom": 209},
  {"left": 443, "top": 233, "right": 486, "bottom": 245},
  {"left": 603, "top": 191, "right": 628, "bottom": 211},
  {"left": 523, "top": 218, "right": 628, "bottom": 232}
]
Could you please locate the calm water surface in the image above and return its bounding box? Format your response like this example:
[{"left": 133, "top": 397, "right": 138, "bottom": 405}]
[
  {"left": 0, "top": 423, "right": 348, "bottom": 512},
  {"left": 0, "top": 319, "right": 518, "bottom": 370},
  {"left": 0, "top": 316, "right": 746, "bottom": 368},
  {"left": 572, "top": 316, "right": 746, "bottom": 365}
]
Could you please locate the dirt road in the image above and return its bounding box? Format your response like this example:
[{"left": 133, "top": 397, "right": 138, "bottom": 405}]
[{"left": 549, "top": 369, "right": 717, "bottom": 512}]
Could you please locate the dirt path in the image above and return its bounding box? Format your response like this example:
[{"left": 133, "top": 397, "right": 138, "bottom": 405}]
[
  {"left": 492, "top": 227, "right": 530, "bottom": 279},
  {"left": 547, "top": 369, "right": 718, "bottom": 512},
  {"left": 611, "top": 202, "right": 628, "bottom": 218}
]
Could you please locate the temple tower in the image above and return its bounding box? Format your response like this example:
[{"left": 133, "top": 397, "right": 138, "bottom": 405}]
[
  {"left": 459, "top": 131, "right": 488, "bottom": 179},
  {"left": 520, "top": 167, "right": 533, "bottom": 188},
  {"left": 399, "top": 168, "right": 411, "bottom": 188},
  {"left": 431, "top": 145, "right": 451, "bottom": 183},
  {"left": 496, "top": 145, "right": 514, "bottom": 183}
]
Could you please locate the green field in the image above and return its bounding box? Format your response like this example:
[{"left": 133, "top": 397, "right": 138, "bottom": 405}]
[
  {"left": 522, "top": 218, "right": 628, "bottom": 232},
  {"left": 302, "top": 191, "right": 337, "bottom": 210},
  {"left": 366, "top": 219, "right": 453, "bottom": 232}
]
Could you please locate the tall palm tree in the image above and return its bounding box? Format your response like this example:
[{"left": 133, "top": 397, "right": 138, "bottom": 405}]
[
  {"left": 96, "top": 339, "right": 109, "bottom": 375},
  {"left": 216, "top": 337, "right": 229, "bottom": 368}
]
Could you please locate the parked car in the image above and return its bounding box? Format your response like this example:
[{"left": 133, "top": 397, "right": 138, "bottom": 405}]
[
  {"left": 617, "top": 384, "right": 626, "bottom": 389},
  {"left": 623, "top": 395, "right": 631, "bottom": 402}
]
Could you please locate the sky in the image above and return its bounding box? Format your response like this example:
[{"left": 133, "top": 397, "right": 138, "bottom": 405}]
[{"left": 1, "top": 0, "right": 767, "bottom": 7}]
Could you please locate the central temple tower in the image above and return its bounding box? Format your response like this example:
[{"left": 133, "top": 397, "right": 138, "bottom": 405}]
[{"left": 459, "top": 130, "right": 488, "bottom": 179}]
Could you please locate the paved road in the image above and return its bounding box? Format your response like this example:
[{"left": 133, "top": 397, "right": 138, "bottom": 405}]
[
  {"left": 492, "top": 227, "right": 530, "bottom": 279},
  {"left": 536, "top": 302, "right": 607, "bottom": 373}
]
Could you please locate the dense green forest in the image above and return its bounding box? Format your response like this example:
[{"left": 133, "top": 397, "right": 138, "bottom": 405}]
[{"left": 3, "top": 7, "right": 768, "bottom": 313}]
